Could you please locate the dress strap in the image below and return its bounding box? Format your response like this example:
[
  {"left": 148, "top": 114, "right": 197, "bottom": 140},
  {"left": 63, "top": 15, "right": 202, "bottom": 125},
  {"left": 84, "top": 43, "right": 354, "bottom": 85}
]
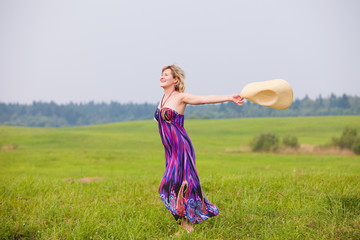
[
  {"left": 160, "top": 90, "right": 175, "bottom": 108},
  {"left": 159, "top": 90, "right": 175, "bottom": 123}
]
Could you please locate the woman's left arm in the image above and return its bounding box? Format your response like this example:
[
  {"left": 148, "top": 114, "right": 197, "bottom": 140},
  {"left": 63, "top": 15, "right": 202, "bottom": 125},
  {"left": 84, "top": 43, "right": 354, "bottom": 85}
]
[{"left": 181, "top": 93, "right": 244, "bottom": 106}]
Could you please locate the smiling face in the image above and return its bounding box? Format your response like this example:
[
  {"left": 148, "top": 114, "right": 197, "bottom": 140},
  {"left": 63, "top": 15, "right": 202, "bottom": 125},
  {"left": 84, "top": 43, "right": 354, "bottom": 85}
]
[{"left": 160, "top": 68, "right": 178, "bottom": 89}]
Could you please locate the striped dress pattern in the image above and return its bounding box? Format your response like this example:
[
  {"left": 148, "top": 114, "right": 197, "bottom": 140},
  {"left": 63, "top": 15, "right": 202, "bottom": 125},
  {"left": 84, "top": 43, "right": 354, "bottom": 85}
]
[{"left": 155, "top": 107, "right": 219, "bottom": 223}]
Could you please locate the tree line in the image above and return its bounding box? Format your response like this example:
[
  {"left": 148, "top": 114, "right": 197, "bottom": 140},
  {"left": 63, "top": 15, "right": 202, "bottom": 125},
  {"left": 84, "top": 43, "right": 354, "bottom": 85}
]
[{"left": 0, "top": 94, "right": 359, "bottom": 127}]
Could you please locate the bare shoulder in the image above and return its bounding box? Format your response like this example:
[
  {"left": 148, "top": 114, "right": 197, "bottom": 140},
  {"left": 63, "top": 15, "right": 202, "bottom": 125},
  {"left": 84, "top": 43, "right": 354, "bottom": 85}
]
[
  {"left": 177, "top": 92, "right": 194, "bottom": 99},
  {"left": 176, "top": 92, "right": 188, "bottom": 100},
  {"left": 175, "top": 92, "right": 193, "bottom": 104}
]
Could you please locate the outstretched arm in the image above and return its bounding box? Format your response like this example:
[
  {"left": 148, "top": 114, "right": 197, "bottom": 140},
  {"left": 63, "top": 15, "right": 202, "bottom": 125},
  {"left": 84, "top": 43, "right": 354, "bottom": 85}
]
[{"left": 181, "top": 93, "right": 245, "bottom": 106}]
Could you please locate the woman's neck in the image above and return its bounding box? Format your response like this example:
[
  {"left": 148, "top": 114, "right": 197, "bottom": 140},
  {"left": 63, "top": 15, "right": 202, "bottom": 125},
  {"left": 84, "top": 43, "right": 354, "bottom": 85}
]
[{"left": 163, "top": 87, "right": 176, "bottom": 97}]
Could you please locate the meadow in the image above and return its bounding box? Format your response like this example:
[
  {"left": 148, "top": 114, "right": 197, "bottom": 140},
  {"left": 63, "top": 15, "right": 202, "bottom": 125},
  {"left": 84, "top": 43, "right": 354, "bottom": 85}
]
[{"left": 0, "top": 115, "right": 359, "bottom": 239}]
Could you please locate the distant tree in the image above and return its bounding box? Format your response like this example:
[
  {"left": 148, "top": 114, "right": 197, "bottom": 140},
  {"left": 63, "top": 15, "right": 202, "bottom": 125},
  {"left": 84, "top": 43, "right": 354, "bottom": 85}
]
[
  {"left": 219, "top": 102, "right": 227, "bottom": 113},
  {"left": 315, "top": 94, "right": 324, "bottom": 109},
  {"left": 329, "top": 93, "right": 338, "bottom": 108},
  {"left": 338, "top": 94, "right": 351, "bottom": 109},
  {"left": 1, "top": 94, "right": 359, "bottom": 127},
  {"left": 291, "top": 99, "right": 301, "bottom": 110}
]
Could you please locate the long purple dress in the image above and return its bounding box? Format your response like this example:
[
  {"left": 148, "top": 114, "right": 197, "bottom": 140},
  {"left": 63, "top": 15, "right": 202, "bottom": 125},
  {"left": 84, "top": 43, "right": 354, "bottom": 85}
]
[{"left": 155, "top": 107, "right": 219, "bottom": 223}]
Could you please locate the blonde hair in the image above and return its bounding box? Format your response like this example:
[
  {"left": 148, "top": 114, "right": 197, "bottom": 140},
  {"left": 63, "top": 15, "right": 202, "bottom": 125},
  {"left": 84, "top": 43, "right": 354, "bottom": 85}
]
[{"left": 162, "top": 64, "right": 186, "bottom": 93}]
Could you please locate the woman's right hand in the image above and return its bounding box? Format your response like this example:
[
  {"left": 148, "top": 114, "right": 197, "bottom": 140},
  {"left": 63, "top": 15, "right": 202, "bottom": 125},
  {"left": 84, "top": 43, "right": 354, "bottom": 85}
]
[{"left": 231, "top": 94, "right": 245, "bottom": 106}]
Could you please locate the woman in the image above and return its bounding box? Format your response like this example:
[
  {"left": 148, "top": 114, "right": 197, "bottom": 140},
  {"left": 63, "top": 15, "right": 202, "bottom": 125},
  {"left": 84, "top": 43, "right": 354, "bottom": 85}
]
[{"left": 155, "top": 64, "right": 244, "bottom": 233}]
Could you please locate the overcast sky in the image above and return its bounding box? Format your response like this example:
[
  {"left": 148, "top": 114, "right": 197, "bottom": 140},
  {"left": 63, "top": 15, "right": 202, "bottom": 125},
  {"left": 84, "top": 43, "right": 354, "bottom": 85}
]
[{"left": 0, "top": 0, "right": 359, "bottom": 104}]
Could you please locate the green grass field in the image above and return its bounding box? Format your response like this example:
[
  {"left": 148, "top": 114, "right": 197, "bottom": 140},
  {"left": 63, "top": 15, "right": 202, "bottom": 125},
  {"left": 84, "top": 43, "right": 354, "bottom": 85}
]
[{"left": 1, "top": 116, "right": 360, "bottom": 239}]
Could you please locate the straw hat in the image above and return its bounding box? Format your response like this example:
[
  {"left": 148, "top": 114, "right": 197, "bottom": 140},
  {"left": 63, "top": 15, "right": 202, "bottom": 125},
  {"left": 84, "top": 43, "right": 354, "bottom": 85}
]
[{"left": 240, "top": 79, "right": 293, "bottom": 110}]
